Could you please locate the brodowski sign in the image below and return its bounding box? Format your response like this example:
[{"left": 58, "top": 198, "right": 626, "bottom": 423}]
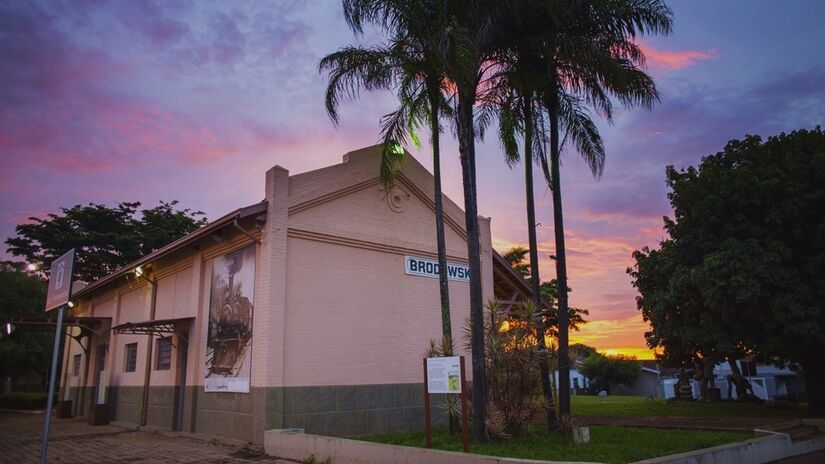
[{"left": 404, "top": 256, "right": 469, "bottom": 282}]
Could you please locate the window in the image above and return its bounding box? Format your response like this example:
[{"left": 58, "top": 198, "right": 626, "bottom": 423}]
[
  {"left": 155, "top": 338, "right": 172, "bottom": 371},
  {"left": 124, "top": 343, "right": 138, "bottom": 372},
  {"left": 72, "top": 354, "right": 81, "bottom": 377}
]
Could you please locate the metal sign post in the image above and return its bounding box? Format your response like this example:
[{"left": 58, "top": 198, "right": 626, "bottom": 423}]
[
  {"left": 40, "top": 249, "right": 76, "bottom": 464},
  {"left": 423, "top": 355, "right": 469, "bottom": 452},
  {"left": 40, "top": 305, "right": 64, "bottom": 464}
]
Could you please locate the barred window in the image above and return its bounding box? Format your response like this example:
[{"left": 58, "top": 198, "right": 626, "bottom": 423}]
[
  {"left": 72, "top": 354, "right": 81, "bottom": 377},
  {"left": 124, "top": 343, "right": 138, "bottom": 372},
  {"left": 155, "top": 338, "right": 172, "bottom": 371}
]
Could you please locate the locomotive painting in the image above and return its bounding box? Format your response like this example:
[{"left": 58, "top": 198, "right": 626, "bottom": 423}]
[{"left": 204, "top": 245, "right": 256, "bottom": 393}]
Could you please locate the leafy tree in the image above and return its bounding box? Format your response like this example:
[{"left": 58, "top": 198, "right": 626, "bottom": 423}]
[
  {"left": 321, "top": 0, "right": 456, "bottom": 358},
  {"left": 580, "top": 353, "right": 642, "bottom": 395},
  {"left": 502, "top": 247, "right": 532, "bottom": 279},
  {"left": 6, "top": 201, "right": 206, "bottom": 282},
  {"left": 0, "top": 269, "right": 51, "bottom": 388},
  {"left": 501, "top": 246, "right": 590, "bottom": 338},
  {"left": 570, "top": 343, "right": 598, "bottom": 362},
  {"left": 629, "top": 128, "right": 825, "bottom": 415}
]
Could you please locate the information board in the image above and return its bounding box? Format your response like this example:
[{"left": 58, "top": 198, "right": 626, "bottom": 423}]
[{"left": 426, "top": 356, "right": 462, "bottom": 394}]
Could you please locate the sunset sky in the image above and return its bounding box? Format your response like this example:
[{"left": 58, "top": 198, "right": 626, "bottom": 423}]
[{"left": 2, "top": 1, "right": 824, "bottom": 359}]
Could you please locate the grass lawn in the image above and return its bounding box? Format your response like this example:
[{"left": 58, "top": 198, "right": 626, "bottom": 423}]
[
  {"left": 572, "top": 395, "right": 807, "bottom": 419},
  {"left": 357, "top": 424, "right": 752, "bottom": 464}
]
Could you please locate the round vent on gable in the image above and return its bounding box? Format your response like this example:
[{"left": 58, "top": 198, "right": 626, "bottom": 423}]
[{"left": 387, "top": 185, "right": 409, "bottom": 213}]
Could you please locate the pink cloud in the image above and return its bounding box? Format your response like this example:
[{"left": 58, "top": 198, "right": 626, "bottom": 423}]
[{"left": 640, "top": 43, "right": 719, "bottom": 71}]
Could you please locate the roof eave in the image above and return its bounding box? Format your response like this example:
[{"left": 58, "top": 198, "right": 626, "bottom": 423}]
[{"left": 71, "top": 201, "right": 267, "bottom": 300}]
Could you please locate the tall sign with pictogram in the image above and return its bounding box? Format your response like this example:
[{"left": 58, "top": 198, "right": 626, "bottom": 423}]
[{"left": 40, "top": 249, "right": 76, "bottom": 464}]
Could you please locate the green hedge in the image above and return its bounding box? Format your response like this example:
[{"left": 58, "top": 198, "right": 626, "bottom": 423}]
[{"left": 0, "top": 392, "right": 55, "bottom": 410}]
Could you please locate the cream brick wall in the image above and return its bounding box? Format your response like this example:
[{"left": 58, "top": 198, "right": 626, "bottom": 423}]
[
  {"left": 112, "top": 284, "right": 151, "bottom": 387},
  {"left": 278, "top": 147, "right": 492, "bottom": 386},
  {"left": 251, "top": 166, "right": 289, "bottom": 389},
  {"left": 282, "top": 237, "right": 472, "bottom": 386},
  {"left": 154, "top": 267, "right": 194, "bottom": 320},
  {"left": 65, "top": 147, "right": 495, "bottom": 398}
]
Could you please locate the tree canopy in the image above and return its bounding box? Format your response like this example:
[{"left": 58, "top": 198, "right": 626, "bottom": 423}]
[
  {"left": 501, "top": 246, "right": 590, "bottom": 336},
  {"left": 0, "top": 269, "right": 50, "bottom": 384},
  {"left": 580, "top": 353, "right": 642, "bottom": 395},
  {"left": 6, "top": 201, "right": 207, "bottom": 282},
  {"left": 629, "top": 128, "right": 825, "bottom": 415}
]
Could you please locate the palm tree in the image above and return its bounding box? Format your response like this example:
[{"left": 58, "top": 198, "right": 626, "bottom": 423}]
[
  {"left": 438, "top": 0, "right": 506, "bottom": 442},
  {"left": 320, "top": 0, "right": 457, "bottom": 355},
  {"left": 483, "top": 21, "right": 560, "bottom": 431},
  {"left": 327, "top": 0, "right": 496, "bottom": 443},
  {"left": 536, "top": 0, "right": 674, "bottom": 418}
]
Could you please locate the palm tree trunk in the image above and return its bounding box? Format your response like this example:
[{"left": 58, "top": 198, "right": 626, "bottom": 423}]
[
  {"left": 457, "top": 90, "right": 487, "bottom": 443},
  {"left": 523, "top": 98, "right": 557, "bottom": 432},
  {"left": 429, "top": 87, "right": 458, "bottom": 435},
  {"left": 727, "top": 358, "right": 749, "bottom": 399},
  {"left": 429, "top": 89, "right": 452, "bottom": 348},
  {"left": 548, "top": 89, "right": 571, "bottom": 419}
]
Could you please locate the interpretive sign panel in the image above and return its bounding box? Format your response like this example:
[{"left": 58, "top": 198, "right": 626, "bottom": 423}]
[
  {"left": 423, "top": 355, "right": 469, "bottom": 452},
  {"left": 205, "top": 245, "right": 256, "bottom": 393},
  {"left": 405, "top": 256, "right": 469, "bottom": 282},
  {"left": 426, "top": 356, "right": 461, "bottom": 394},
  {"left": 45, "top": 249, "right": 75, "bottom": 311}
]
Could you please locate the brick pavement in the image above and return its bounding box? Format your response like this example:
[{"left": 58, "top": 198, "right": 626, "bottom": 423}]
[{"left": 0, "top": 411, "right": 291, "bottom": 464}]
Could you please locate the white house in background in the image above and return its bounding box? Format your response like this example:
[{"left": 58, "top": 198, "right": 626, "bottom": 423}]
[
  {"left": 553, "top": 367, "right": 589, "bottom": 394},
  {"left": 660, "top": 360, "right": 805, "bottom": 401}
]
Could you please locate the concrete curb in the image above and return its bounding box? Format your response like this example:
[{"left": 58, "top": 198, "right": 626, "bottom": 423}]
[
  {"left": 631, "top": 424, "right": 825, "bottom": 464},
  {"left": 264, "top": 422, "right": 825, "bottom": 464},
  {"left": 264, "top": 429, "right": 601, "bottom": 464}
]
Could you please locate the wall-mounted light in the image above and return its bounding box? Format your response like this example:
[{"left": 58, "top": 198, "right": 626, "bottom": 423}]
[
  {"left": 390, "top": 142, "right": 405, "bottom": 156},
  {"left": 4, "top": 323, "right": 13, "bottom": 336},
  {"left": 67, "top": 301, "right": 75, "bottom": 308},
  {"left": 133, "top": 264, "right": 154, "bottom": 285}
]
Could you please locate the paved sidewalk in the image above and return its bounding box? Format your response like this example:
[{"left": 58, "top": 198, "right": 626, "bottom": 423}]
[{"left": 0, "top": 410, "right": 290, "bottom": 464}]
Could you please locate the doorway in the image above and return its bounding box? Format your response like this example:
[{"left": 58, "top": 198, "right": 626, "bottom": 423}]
[{"left": 172, "top": 334, "right": 189, "bottom": 431}]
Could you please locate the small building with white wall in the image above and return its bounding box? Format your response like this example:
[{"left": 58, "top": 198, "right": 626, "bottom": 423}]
[{"left": 55, "top": 146, "right": 534, "bottom": 445}]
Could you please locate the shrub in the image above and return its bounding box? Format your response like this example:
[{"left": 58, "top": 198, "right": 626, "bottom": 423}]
[
  {"left": 464, "top": 300, "right": 546, "bottom": 439},
  {"left": 0, "top": 392, "right": 54, "bottom": 410}
]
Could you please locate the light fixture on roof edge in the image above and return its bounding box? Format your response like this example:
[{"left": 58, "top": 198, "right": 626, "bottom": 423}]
[{"left": 133, "top": 264, "right": 155, "bottom": 285}]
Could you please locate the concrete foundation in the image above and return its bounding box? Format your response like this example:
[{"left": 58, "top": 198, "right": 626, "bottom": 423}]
[{"left": 97, "top": 382, "right": 442, "bottom": 443}]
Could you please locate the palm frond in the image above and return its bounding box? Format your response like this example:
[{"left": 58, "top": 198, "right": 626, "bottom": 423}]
[
  {"left": 319, "top": 46, "right": 396, "bottom": 124},
  {"left": 558, "top": 92, "right": 605, "bottom": 178}
]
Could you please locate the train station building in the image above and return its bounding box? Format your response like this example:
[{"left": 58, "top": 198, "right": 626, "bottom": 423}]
[{"left": 53, "top": 146, "right": 534, "bottom": 445}]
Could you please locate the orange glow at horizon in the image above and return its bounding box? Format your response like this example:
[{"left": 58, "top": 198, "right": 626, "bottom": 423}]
[{"left": 570, "top": 315, "right": 656, "bottom": 359}]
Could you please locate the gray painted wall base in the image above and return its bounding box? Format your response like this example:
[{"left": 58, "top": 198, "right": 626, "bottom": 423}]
[{"left": 101, "top": 382, "right": 438, "bottom": 444}]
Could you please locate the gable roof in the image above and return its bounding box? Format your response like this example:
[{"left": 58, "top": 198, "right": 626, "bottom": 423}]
[
  {"left": 287, "top": 145, "right": 470, "bottom": 238},
  {"left": 69, "top": 146, "right": 500, "bottom": 304}
]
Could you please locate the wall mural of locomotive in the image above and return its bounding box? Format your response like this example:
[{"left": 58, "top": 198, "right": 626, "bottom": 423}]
[{"left": 204, "top": 245, "right": 256, "bottom": 393}]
